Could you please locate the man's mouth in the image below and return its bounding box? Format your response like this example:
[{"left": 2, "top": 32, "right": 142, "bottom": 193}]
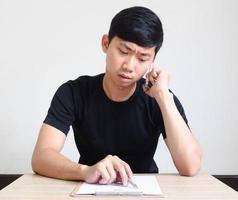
[{"left": 118, "top": 74, "right": 132, "bottom": 80}]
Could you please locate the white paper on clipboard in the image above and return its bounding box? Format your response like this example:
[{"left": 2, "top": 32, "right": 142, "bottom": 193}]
[{"left": 71, "top": 175, "right": 164, "bottom": 197}]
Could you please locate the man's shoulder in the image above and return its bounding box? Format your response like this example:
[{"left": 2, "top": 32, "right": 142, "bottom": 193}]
[
  {"left": 59, "top": 73, "right": 103, "bottom": 97},
  {"left": 60, "top": 73, "right": 102, "bottom": 90},
  {"left": 69, "top": 73, "right": 103, "bottom": 85}
]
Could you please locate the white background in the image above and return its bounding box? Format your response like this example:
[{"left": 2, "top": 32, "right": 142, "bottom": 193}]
[{"left": 0, "top": 0, "right": 238, "bottom": 175}]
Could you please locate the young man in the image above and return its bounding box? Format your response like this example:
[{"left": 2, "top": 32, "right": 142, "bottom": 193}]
[{"left": 32, "top": 6, "right": 202, "bottom": 186}]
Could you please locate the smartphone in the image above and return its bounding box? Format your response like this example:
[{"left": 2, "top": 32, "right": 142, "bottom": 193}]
[{"left": 143, "top": 64, "right": 153, "bottom": 91}]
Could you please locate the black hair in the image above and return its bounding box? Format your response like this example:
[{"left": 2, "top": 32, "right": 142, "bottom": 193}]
[{"left": 108, "top": 6, "right": 163, "bottom": 55}]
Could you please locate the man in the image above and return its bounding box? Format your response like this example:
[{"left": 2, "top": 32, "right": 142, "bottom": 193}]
[{"left": 32, "top": 6, "right": 202, "bottom": 186}]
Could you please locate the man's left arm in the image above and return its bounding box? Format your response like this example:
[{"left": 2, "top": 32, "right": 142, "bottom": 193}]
[
  {"left": 157, "top": 90, "right": 202, "bottom": 176},
  {"left": 144, "top": 68, "right": 202, "bottom": 176}
]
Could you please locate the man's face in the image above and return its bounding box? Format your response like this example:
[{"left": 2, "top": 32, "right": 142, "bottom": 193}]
[{"left": 102, "top": 36, "right": 155, "bottom": 88}]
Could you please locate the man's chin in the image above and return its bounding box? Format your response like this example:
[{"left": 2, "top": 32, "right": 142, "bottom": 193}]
[{"left": 117, "top": 81, "right": 136, "bottom": 89}]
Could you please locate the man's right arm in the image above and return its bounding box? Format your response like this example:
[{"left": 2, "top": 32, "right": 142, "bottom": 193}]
[
  {"left": 31, "top": 123, "right": 133, "bottom": 184},
  {"left": 31, "top": 123, "right": 85, "bottom": 180}
]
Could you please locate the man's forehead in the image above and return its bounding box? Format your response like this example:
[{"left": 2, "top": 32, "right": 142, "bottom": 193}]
[{"left": 119, "top": 40, "right": 155, "bottom": 55}]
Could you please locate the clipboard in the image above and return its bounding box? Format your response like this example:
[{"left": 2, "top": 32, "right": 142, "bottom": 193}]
[{"left": 70, "top": 175, "right": 164, "bottom": 197}]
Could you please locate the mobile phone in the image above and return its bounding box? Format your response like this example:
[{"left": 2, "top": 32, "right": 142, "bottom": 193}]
[{"left": 143, "top": 64, "right": 153, "bottom": 91}]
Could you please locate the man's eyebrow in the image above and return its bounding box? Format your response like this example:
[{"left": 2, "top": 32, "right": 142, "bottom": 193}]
[
  {"left": 120, "top": 42, "right": 152, "bottom": 58},
  {"left": 120, "top": 42, "right": 135, "bottom": 51}
]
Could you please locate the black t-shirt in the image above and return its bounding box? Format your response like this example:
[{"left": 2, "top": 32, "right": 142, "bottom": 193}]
[{"left": 44, "top": 73, "right": 188, "bottom": 173}]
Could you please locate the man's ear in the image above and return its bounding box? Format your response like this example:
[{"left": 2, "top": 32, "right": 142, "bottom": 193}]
[{"left": 102, "top": 34, "right": 109, "bottom": 53}]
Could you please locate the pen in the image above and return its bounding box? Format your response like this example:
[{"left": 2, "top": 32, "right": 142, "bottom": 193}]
[
  {"left": 128, "top": 179, "right": 138, "bottom": 189},
  {"left": 113, "top": 178, "right": 138, "bottom": 189}
]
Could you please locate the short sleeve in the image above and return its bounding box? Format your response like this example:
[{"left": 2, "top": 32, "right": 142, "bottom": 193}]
[
  {"left": 173, "top": 93, "right": 188, "bottom": 124},
  {"left": 161, "top": 91, "right": 189, "bottom": 139},
  {"left": 43, "top": 82, "right": 75, "bottom": 135}
]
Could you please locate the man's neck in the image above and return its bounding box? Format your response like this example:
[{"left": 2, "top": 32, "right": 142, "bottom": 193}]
[{"left": 103, "top": 74, "right": 136, "bottom": 102}]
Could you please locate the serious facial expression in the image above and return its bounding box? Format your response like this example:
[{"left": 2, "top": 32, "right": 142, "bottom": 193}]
[{"left": 102, "top": 36, "right": 155, "bottom": 88}]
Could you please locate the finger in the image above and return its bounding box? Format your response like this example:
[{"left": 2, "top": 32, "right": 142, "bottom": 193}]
[
  {"left": 121, "top": 161, "right": 133, "bottom": 179},
  {"left": 115, "top": 164, "right": 128, "bottom": 186},
  {"left": 112, "top": 156, "right": 129, "bottom": 186},
  {"left": 114, "top": 156, "right": 133, "bottom": 177},
  {"left": 96, "top": 164, "right": 110, "bottom": 184},
  {"left": 146, "top": 72, "right": 150, "bottom": 80},
  {"left": 91, "top": 170, "right": 102, "bottom": 183},
  {"left": 105, "top": 162, "right": 117, "bottom": 184},
  {"left": 150, "top": 68, "right": 159, "bottom": 81}
]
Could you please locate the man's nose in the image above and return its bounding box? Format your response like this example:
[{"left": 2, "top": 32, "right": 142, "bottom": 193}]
[{"left": 122, "top": 57, "right": 135, "bottom": 73}]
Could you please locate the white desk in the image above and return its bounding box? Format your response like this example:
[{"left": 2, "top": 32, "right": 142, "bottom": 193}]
[{"left": 0, "top": 173, "right": 237, "bottom": 199}]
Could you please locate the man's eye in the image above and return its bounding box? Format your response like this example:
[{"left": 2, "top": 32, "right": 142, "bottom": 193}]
[
  {"left": 119, "top": 49, "right": 128, "bottom": 55},
  {"left": 138, "top": 58, "right": 147, "bottom": 62}
]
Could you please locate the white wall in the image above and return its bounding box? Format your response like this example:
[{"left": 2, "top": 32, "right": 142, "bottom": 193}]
[{"left": 0, "top": 0, "right": 237, "bottom": 174}]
